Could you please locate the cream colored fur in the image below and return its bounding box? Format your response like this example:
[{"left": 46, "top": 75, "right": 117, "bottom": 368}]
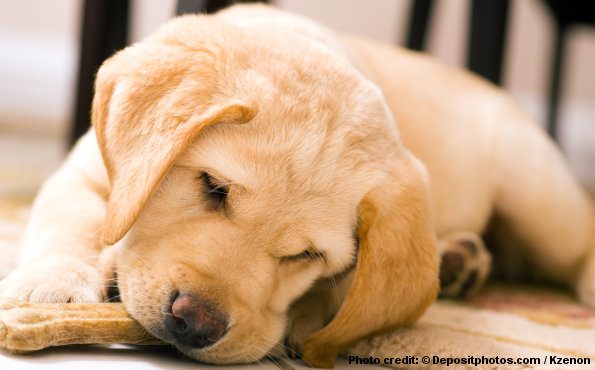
[{"left": 0, "top": 4, "right": 593, "bottom": 368}]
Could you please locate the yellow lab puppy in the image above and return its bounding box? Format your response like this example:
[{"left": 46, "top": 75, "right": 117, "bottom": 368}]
[{"left": 1, "top": 4, "right": 594, "bottom": 368}]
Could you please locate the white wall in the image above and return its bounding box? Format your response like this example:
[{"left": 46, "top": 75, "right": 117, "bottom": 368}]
[
  {"left": 129, "top": 0, "right": 176, "bottom": 43},
  {"left": 0, "top": 0, "right": 80, "bottom": 136}
]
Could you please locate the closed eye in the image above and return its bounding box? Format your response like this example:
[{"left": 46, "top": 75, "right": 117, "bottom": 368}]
[
  {"left": 281, "top": 248, "right": 325, "bottom": 263},
  {"left": 200, "top": 172, "right": 228, "bottom": 210}
]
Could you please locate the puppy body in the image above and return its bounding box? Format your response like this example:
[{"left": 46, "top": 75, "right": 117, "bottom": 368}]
[
  {"left": 0, "top": 4, "right": 593, "bottom": 367},
  {"left": 344, "top": 35, "right": 594, "bottom": 284}
]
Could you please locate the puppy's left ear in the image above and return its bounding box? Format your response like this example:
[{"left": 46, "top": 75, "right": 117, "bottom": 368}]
[
  {"left": 92, "top": 61, "right": 256, "bottom": 245},
  {"left": 302, "top": 149, "right": 440, "bottom": 368}
]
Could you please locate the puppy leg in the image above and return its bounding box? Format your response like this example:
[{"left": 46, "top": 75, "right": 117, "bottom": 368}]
[
  {"left": 283, "top": 273, "right": 352, "bottom": 358},
  {"left": 438, "top": 231, "right": 491, "bottom": 298},
  {"left": 98, "top": 245, "right": 121, "bottom": 302},
  {"left": 284, "top": 294, "right": 331, "bottom": 359},
  {"left": 0, "top": 131, "right": 110, "bottom": 303},
  {"left": 491, "top": 101, "right": 595, "bottom": 303}
]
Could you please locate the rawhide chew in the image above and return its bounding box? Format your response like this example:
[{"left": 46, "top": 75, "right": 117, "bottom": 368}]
[{"left": 0, "top": 299, "right": 164, "bottom": 353}]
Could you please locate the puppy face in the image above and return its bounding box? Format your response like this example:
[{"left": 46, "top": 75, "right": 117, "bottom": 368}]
[
  {"left": 116, "top": 119, "right": 362, "bottom": 363},
  {"left": 95, "top": 13, "right": 438, "bottom": 366}
]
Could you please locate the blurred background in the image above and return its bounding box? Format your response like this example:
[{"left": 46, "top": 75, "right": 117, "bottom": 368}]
[{"left": 0, "top": 0, "right": 594, "bottom": 200}]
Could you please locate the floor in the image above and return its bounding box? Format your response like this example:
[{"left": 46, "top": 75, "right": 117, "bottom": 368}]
[
  {"left": 1, "top": 346, "right": 385, "bottom": 370},
  {"left": 0, "top": 132, "right": 64, "bottom": 201}
]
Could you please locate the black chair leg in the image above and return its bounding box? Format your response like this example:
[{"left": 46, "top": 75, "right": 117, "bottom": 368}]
[
  {"left": 405, "top": 0, "right": 435, "bottom": 51},
  {"left": 70, "top": 0, "right": 129, "bottom": 147},
  {"left": 467, "top": 0, "right": 510, "bottom": 85},
  {"left": 546, "top": 25, "right": 567, "bottom": 140}
]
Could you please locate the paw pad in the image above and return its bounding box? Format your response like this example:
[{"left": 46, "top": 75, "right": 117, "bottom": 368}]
[{"left": 439, "top": 234, "right": 491, "bottom": 298}]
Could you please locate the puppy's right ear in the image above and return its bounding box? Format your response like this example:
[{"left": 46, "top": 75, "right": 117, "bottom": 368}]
[
  {"left": 302, "top": 149, "right": 439, "bottom": 368},
  {"left": 91, "top": 58, "right": 256, "bottom": 245}
]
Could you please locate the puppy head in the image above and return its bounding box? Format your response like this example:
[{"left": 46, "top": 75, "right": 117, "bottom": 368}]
[{"left": 94, "top": 14, "right": 438, "bottom": 367}]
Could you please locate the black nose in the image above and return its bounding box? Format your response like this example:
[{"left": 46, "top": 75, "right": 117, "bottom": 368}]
[{"left": 166, "top": 292, "right": 228, "bottom": 348}]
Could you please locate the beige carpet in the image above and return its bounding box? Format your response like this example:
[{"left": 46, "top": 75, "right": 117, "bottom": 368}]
[
  {"left": 349, "top": 286, "right": 595, "bottom": 369},
  {"left": 1, "top": 199, "right": 595, "bottom": 370}
]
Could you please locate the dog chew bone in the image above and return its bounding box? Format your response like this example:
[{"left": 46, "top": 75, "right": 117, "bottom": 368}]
[{"left": 0, "top": 299, "right": 164, "bottom": 353}]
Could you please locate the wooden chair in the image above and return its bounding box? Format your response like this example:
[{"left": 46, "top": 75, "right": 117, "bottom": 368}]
[{"left": 405, "top": 0, "right": 595, "bottom": 140}]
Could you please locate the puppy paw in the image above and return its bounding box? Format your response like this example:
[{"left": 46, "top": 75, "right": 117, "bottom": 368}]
[
  {"left": 439, "top": 232, "right": 491, "bottom": 298},
  {"left": 284, "top": 314, "right": 325, "bottom": 359},
  {"left": 0, "top": 256, "right": 103, "bottom": 303}
]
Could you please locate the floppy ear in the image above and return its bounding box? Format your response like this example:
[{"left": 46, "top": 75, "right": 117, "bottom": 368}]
[
  {"left": 91, "top": 61, "right": 256, "bottom": 245},
  {"left": 302, "top": 149, "right": 440, "bottom": 368}
]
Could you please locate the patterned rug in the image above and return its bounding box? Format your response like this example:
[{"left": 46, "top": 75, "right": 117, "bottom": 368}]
[
  {"left": 1, "top": 198, "right": 594, "bottom": 369},
  {"left": 349, "top": 285, "right": 595, "bottom": 369}
]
